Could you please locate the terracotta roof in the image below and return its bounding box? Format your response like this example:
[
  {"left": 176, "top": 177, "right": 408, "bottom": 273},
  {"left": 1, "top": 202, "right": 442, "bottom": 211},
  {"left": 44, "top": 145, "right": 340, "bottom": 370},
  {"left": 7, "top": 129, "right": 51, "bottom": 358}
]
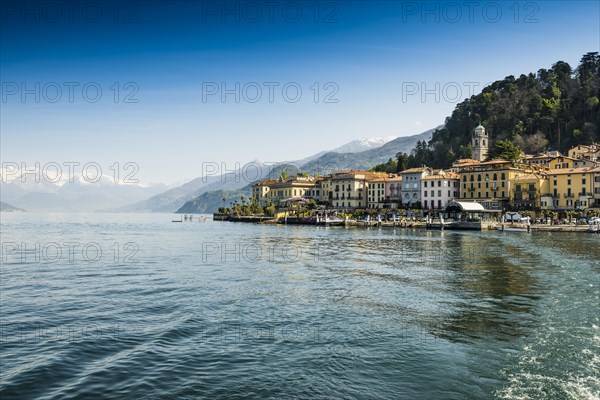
[
  {"left": 386, "top": 175, "right": 403, "bottom": 182},
  {"left": 547, "top": 166, "right": 600, "bottom": 175},
  {"left": 423, "top": 172, "right": 459, "bottom": 180},
  {"left": 511, "top": 173, "right": 548, "bottom": 182},
  {"left": 253, "top": 179, "right": 278, "bottom": 186},
  {"left": 400, "top": 167, "right": 431, "bottom": 174},
  {"left": 453, "top": 159, "right": 480, "bottom": 165}
]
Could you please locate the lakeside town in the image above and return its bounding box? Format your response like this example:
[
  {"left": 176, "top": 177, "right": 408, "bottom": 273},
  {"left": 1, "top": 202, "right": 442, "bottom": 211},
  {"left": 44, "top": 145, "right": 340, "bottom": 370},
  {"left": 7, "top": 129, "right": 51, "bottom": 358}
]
[{"left": 213, "top": 125, "right": 600, "bottom": 232}]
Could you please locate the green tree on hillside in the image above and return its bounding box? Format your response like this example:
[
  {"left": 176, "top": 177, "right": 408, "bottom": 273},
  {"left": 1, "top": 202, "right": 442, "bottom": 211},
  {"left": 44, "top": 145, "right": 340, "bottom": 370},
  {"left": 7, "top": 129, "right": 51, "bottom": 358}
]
[{"left": 487, "top": 140, "right": 521, "bottom": 161}]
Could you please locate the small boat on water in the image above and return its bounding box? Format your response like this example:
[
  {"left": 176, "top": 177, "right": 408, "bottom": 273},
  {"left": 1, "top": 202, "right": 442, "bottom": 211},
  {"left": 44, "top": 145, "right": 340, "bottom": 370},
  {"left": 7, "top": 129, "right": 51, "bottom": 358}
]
[
  {"left": 500, "top": 225, "right": 530, "bottom": 233},
  {"left": 589, "top": 218, "right": 600, "bottom": 233},
  {"left": 316, "top": 213, "right": 345, "bottom": 226},
  {"left": 498, "top": 214, "right": 531, "bottom": 233}
]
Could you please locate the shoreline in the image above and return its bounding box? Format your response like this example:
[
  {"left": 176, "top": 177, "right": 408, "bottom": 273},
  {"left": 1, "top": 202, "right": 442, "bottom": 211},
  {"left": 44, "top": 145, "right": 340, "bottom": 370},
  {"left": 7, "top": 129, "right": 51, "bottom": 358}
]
[{"left": 212, "top": 214, "right": 596, "bottom": 233}]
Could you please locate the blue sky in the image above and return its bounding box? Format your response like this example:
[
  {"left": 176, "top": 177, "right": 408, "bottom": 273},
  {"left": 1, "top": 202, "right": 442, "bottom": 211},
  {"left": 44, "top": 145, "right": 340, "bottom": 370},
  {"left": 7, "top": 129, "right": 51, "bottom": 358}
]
[{"left": 1, "top": 0, "right": 599, "bottom": 184}]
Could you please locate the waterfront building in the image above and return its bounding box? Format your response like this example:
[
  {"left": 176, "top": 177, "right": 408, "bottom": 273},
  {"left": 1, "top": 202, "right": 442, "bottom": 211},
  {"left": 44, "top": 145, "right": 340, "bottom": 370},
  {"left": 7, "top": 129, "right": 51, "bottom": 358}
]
[
  {"left": 509, "top": 172, "right": 550, "bottom": 212},
  {"left": 305, "top": 177, "right": 325, "bottom": 203},
  {"left": 367, "top": 175, "right": 388, "bottom": 209},
  {"left": 252, "top": 179, "right": 277, "bottom": 205},
  {"left": 594, "top": 168, "right": 600, "bottom": 208},
  {"left": 322, "top": 170, "right": 386, "bottom": 209},
  {"left": 421, "top": 170, "right": 460, "bottom": 210},
  {"left": 457, "top": 160, "right": 534, "bottom": 210},
  {"left": 252, "top": 176, "right": 315, "bottom": 206},
  {"left": 365, "top": 174, "right": 403, "bottom": 209},
  {"left": 384, "top": 175, "right": 403, "bottom": 209},
  {"left": 546, "top": 166, "right": 598, "bottom": 211},
  {"left": 399, "top": 167, "right": 433, "bottom": 208}
]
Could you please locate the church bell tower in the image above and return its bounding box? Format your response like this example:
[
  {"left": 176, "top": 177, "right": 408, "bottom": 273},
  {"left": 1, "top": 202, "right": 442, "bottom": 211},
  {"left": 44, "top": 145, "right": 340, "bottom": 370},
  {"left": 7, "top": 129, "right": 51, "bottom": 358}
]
[{"left": 472, "top": 124, "right": 488, "bottom": 161}]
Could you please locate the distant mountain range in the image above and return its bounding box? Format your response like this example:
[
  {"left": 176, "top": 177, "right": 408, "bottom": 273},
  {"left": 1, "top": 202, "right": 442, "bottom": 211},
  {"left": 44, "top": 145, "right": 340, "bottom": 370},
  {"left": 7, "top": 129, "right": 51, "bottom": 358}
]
[
  {"left": 0, "top": 201, "right": 25, "bottom": 212},
  {"left": 1, "top": 128, "right": 438, "bottom": 213},
  {"left": 174, "top": 126, "right": 440, "bottom": 214},
  {"left": 0, "top": 174, "right": 169, "bottom": 212}
]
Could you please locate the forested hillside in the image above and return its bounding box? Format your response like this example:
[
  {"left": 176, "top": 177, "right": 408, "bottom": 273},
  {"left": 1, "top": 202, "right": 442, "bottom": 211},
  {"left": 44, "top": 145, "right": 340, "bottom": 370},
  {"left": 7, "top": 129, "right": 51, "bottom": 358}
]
[{"left": 401, "top": 52, "right": 599, "bottom": 170}]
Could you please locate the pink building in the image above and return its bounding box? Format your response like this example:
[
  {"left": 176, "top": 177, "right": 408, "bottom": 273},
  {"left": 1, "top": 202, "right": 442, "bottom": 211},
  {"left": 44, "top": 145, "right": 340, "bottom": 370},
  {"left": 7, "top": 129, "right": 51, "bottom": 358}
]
[{"left": 385, "top": 175, "right": 403, "bottom": 209}]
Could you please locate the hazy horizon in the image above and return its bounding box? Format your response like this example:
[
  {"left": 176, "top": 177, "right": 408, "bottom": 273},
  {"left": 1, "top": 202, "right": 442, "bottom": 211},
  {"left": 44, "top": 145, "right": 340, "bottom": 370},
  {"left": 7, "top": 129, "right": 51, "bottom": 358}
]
[{"left": 2, "top": 1, "right": 598, "bottom": 184}]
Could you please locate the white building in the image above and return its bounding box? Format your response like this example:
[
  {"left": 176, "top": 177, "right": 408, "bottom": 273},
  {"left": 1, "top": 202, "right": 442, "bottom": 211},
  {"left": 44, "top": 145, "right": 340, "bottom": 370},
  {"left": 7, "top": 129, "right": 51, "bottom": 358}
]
[
  {"left": 421, "top": 170, "right": 460, "bottom": 210},
  {"left": 399, "top": 167, "right": 432, "bottom": 208}
]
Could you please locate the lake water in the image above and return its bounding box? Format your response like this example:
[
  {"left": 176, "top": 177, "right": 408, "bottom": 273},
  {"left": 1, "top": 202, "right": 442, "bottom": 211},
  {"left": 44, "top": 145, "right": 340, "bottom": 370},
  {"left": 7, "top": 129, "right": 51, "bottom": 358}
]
[{"left": 1, "top": 213, "right": 599, "bottom": 399}]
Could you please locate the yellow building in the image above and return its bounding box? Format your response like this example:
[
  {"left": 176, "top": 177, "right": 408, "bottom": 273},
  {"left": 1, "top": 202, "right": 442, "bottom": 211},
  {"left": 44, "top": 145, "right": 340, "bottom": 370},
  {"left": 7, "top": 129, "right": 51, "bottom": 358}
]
[
  {"left": 568, "top": 144, "right": 599, "bottom": 162},
  {"left": 252, "top": 176, "right": 315, "bottom": 206},
  {"left": 321, "top": 170, "right": 386, "bottom": 209},
  {"left": 521, "top": 151, "right": 562, "bottom": 168},
  {"left": 365, "top": 174, "right": 403, "bottom": 209},
  {"left": 252, "top": 179, "right": 277, "bottom": 205},
  {"left": 546, "top": 166, "right": 598, "bottom": 211},
  {"left": 509, "top": 172, "right": 550, "bottom": 212},
  {"left": 548, "top": 155, "right": 579, "bottom": 170},
  {"left": 457, "top": 160, "right": 536, "bottom": 210},
  {"left": 367, "top": 175, "right": 389, "bottom": 209},
  {"left": 594, "top": 168, "right": 600, "bottom": 208}
]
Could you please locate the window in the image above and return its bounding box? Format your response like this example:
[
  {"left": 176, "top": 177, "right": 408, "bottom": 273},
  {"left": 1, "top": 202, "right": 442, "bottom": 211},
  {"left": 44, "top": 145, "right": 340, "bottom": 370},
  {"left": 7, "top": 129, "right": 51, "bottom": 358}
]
[
  {"left": 424, "top": 200, "right": 428, "bottom": 208},
  {"left": 463, "top": 175, "right": 467, "bottom": 182},
  {"left": 493, "top": 173, "right": 497, "bottom": 180},
  {"left": 501, "top": 173, "right": 506, "bottom": 180},
  {"left": 431, "top": 190, "right": 434, "bottom": 196},
  {"left": 568, "top": 179, "right": 571, "bottom": 185},
  {"left": 438, "top": 181, "right": 441, "bottom": 187},
  {"left": 478, "top": 174, "right": 482, "bottom": 181},
  {"left": 438, "top": 190, "right": 441, "bottom": 196},
  {"left": 424, "top": 181, "right": 428, "bottom": 187}
]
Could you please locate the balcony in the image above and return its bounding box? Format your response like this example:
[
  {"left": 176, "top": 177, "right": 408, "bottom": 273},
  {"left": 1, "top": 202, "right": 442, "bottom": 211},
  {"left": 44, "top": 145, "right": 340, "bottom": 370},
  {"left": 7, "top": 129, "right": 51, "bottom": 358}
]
[
  {"left": 564, "top": 193, "right": 574, "bottom": 198},
  {"left": 578, "top": 192, "right": 589, "bottom": 197},
  {"left": 541, "top": 193, "right": 559, "bottom": 198}
]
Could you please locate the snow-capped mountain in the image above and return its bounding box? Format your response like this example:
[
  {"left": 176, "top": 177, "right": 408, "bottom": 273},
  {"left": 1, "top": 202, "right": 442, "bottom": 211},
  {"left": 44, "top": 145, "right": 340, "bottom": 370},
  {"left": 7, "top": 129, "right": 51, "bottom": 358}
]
[
  {"left": 329, "top": 136, "right": 397, "bottom": 154},
  {"left": 0, "top": 169, "right": 170, "bottom": 212}
]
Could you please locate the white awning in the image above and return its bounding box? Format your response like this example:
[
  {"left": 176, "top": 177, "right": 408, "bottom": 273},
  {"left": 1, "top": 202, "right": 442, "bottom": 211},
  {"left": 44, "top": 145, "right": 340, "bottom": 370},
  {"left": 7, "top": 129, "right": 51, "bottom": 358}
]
[{"left": 446, "top": 201, "right": 485, "bottom": 212}]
